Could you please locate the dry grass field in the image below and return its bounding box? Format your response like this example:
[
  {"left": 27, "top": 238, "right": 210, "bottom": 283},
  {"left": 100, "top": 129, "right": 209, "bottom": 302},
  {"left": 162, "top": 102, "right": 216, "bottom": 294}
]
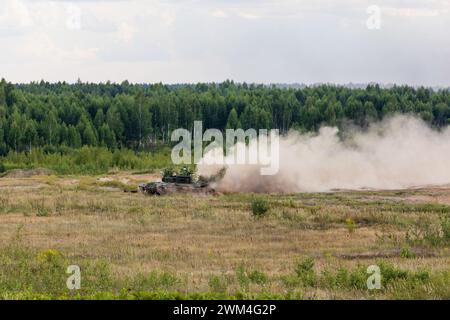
[{"left": 0, "top": 171, "right": 449, "bottom": 299}]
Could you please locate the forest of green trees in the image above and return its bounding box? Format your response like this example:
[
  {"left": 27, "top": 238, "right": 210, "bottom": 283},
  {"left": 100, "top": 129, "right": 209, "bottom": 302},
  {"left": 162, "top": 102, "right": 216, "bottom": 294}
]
[{"left": 0, "top": 78, "right": 449, "bottom": 173}]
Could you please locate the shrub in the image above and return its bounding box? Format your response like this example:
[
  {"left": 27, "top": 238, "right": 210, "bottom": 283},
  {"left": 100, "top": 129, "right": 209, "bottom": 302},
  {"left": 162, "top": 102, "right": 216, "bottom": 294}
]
[
  {"left": 30, "top": 198, "right": 50, "bottom": 217},
  {"left": 345, "top": 217, "right": 356, "bottom": 234},
  {"left": 208, "top": 275, "right": 228, "bottom": 294},
  {"left": 441, "top": 215, "right": 450, "bottom": 242},
  {"left": 236, "top": 264, "right": 250, "bottom": 290},
  {"left": 337, "top": 266, "right": 366, "bottom": 290},
  {"left": 248, "top": 270, "right": 268, "bottom": 285},
  {"left": 0, "top": 162, "right": 5, "bottom": 174},
  {"left": 129, "top": 271, "right": 180, "bottom": 291},
  {"left": 294, "top": 258, "right": 317, "bottom": 287},
  {"left": 378, "top": 261, "right": 409, "bottom": 284},
  {"left": 37, "top": 249, "right": 63, "bottom": 265},
  {"left": 251, "top": 197, "right": 269, "bottom": 217},
  {"left": 295, "top": 258, "right": 314, "bottom": 276},
  {"left": 235, "top": 265, "right": 268, "bottom": 291},
  {"left": 280, "top": 274, "right": 302, "bottom": 289},
  {"left": 400, "top": 246, "right": 416, "bottom": 259},
  {"left": 406, "top": 215, "right": 450, "bottom": 247}
]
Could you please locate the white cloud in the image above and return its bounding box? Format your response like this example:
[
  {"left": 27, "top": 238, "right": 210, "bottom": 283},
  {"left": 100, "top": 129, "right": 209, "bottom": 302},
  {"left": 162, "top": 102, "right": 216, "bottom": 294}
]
[
  {"left": 211, "top": 10, "right": 228, "bottom": 18},
  {"left": 117, "top": 22, "right": 137, "bottom": 42},
  {"left": 20, "top": 33, "right": 98, "bottom": 61},
  {"left": 161, "top": 10, "right": 176, "bottom": 27},
  {"left": 236, "top": 11, "right": 261, "bottom": 19},
  {"left": 384, "top": 7, "right": 449, "bottom": 17},
  {"left": 0, "top": 0, "right": 33, "bottom": 31},
  {"left": 0, "top": 0, "right": 449, "bottom": 85}
]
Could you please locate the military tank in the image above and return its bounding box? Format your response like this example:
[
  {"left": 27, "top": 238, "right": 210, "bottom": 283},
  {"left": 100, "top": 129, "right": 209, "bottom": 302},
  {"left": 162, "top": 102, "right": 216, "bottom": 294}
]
[{"left": 139, "top": 167, "right": 212, "bottom": 196}]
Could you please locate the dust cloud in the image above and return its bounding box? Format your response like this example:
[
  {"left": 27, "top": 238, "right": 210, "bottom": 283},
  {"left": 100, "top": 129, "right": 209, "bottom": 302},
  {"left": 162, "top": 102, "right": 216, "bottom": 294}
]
[{"left": 197, "top": 115, "right": 450, "bottom": 192}]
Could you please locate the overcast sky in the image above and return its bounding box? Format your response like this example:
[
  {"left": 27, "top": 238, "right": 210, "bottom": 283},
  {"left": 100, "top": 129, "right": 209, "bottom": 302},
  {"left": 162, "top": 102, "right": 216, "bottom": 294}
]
[{"left": 1, "top": 0, "right": 449, "bottom": 85}]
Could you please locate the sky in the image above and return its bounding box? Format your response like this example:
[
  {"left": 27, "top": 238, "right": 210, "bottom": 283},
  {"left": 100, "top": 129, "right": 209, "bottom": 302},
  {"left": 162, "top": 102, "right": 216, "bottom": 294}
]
[{"left": 0, "top": 0, "right": 449, "bottom": 85}]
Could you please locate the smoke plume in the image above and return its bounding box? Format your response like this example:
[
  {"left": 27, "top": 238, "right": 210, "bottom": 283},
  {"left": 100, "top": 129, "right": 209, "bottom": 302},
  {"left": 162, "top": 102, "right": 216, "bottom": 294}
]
[{"left": 197, "top": 115, "right": 450, "bottom": 193}]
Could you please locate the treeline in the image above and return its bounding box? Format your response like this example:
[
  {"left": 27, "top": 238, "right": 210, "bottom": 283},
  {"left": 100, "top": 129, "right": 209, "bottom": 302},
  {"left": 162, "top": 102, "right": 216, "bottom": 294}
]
[
  {"left": 0, "top": 146, "right": 171, "bottom": 175},
  {"left": 1, "top": 78, "right": 450, "bottom": 156}
]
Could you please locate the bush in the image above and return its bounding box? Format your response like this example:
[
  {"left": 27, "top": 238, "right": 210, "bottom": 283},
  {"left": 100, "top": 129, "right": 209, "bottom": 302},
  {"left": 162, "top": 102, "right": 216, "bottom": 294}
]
[
  {"left": 248, "top": 270, "right": 268, "bottom": 285},
  {"left": 400, "top": 246, "right": 416, "bottom": 259},
  {"left": 31, "top": 198, "right": 50, "bottom": 217},
  {"left": 406, "top": 215, "right": 450, "bottom": 247},
  {"left": 236, "top": 264, "right": 250, "bottom": 290},
  {"left": 208, "top": 275, "right": 228, "bottom": 294},
  {"left": 128, "top": 271, "right": 180, "bottom": 291},
  {"left": 441, "top": 215, "right": 450, "bottom": 242},
  {"left": 37, "top": 249, "right": 63, "bottom": 265},
  {"left": 251, "top": 197, "right": 269, "bottom": 217},
  {"left": 294, "top": 258, "right": 317, "bottom": 286},
  {"left": 235, "top": 265, "right": 268, "bottom": 291},
  {"left": 0, "top": 162, "right": 5, "bottom": 174},
  {"left": 325, "top": 266, "right": 367, "bottom": 290},
  {"left": 345, "top": 217, "right": 356, "bottom": 234}
]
